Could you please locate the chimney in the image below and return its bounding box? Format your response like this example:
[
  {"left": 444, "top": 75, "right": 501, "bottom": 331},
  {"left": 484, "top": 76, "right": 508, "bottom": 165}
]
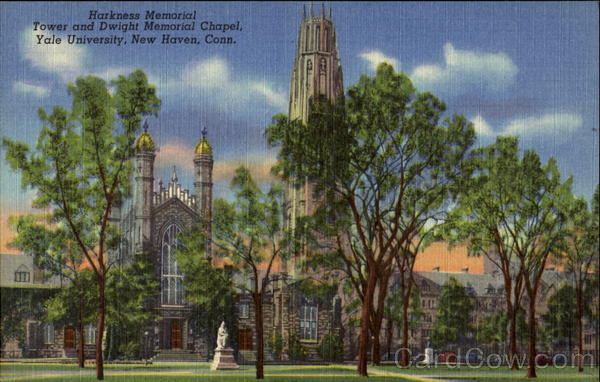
[
  {"left": 462, "top": 267, "right": 469, "bottom": 273},
  {"left": 432, "top": 266, "right": 440, "bottom": 272}
]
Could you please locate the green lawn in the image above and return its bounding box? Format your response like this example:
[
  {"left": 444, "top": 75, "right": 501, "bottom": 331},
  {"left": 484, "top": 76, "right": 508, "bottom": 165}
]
[{"left": 1, "top": 362, "right": 598, "bottom": 382}]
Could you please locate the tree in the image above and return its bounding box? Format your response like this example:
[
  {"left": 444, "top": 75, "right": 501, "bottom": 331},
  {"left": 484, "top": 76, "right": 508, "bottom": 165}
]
[
  {"left": 212, "top": 167, "right": 290, "bottom": 379},
  {"left": 1, "top": 287, "right": 55, "bottom": 356},
  {"left": 542, "top": 283, "right": 576, "bottom": 355},
  {"left": 442, "top": 136, "right": 529, "bottom": 370},
  {"left": 174, "top": 223, "right": 238, "bottom": 352},
  {"left": 477, "top": 312, "right": 507, "bottom": 349},
  {"left": 467, "top": 139, "right": 572, "bottom": 378},
  {"left": 10, "top": 214, "right": 94, "bottom": 367},
  {"left": 3, "top": 70, "right": 160, "bottom": 379},
  {"left": 104, "top": 256, "right": 158, "bottom": 360},
  {"left": 561, "top": 185, "right": 599, "bottom": 372},
  {"left": 430, "top": 277, "right": 474, "bottom": 349},
  {"left": 266, "top": 63, "right": 475, "bottom": 376}
]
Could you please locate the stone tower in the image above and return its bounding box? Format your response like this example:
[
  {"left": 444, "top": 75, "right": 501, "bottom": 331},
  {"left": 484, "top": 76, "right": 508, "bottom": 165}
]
[
  {"left": 194, "top": 127, "right": 214, "bottom": 257},
  {"left": 285, "top": 5, "right": 344, "bottom": 255},
  {"left": 134, "top": 121, "right": 156, "bottom": 255}
]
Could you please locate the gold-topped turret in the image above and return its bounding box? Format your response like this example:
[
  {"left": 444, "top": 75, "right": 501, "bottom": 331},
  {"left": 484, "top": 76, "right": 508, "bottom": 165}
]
[
  {"left": 136, "top": 121, "right": 155, "bottom": 151},
  {"left": 195, "top": 126, "right": 212, "bottom": 155}
]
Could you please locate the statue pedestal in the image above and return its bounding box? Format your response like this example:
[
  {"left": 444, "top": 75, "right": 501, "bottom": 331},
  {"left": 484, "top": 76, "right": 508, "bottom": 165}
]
[{"left": 211, "top": 347, "right": 240, "bottom": 370}]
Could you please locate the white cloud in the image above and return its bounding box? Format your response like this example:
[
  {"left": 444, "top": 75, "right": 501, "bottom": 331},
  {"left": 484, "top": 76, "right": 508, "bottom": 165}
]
[
  {"left": 504, "top": 113, "right": 582, "bottom": 136},
  {"left": 12, "top": 81, "right": 49, "bottom": 97},
  {"left": 181, "top": 56, "right": 287, "bottom": 110},
  {"left": 471, "top": 115, "right": 495, "bottom": 137},
  {"left": 21, "top": 28, "right": 87, "bottom": 82},
  {"left": 359, "top": 50, "right": 399, "bottom": 71},
  {"left": 471, "top": 113, "right": 583, "bottom": 139},
  {"left": 411, "top": 43, "right": 518, "bottom": 93}
]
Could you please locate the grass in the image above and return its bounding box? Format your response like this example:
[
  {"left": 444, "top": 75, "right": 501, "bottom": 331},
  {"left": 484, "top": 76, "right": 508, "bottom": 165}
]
[
  {"left": 374, "top": 364, "right": 599, "bottom": 374},
  {"left": 1, "top": 362, "right": 598, "bottom": 382}
]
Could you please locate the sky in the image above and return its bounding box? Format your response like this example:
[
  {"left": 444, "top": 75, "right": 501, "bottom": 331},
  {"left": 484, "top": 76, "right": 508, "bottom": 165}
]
[{"left": 1, "top": 1, "right": 598, "bottom": 253}]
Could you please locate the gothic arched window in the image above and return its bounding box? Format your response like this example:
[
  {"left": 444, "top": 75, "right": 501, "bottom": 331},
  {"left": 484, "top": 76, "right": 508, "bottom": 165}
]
[
  {"left": 161, "top": 224, "right": 184, "bottom": 305},
  {"left": 320, "top": 58, "right": 327, "bottom": 73},
  {"left": 324, "top": 28, "right": 329, "bottom": 51},
  {"left": 305, "top": 26, "right": 310, "bottom": 50},
  {"left": 316, "top": 26, "right": 320, "bottom": 51}
]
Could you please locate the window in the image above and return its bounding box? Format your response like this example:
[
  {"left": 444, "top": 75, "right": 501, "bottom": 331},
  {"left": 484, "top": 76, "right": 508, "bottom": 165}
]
[
  {"left": 324, "top": 28, "right": 329, "bottom": 51},
  {"left": 307, "top": 59, "right": 312, "bottom": 73},
  {"left": 239, "top": 303, "right": 250, "bottom": 318},
  {"left": 14, "top": 265, "right": 30, "bottom": 282},
  {"left": 161, "top": 224, "right": 184, "bottom": 305},
  {"left": 316, "top": 26, "right": 320, "bottom": 50},
  {"left": 300, "top": 303, "right": 318, "bottom": 341},
  {"left": 584, "top": 335, "right": 592, "bottom": 345},
  {"left": 84, "top": 324, "right": 96, "bottom": 345},
  {"left": 43, "top": 323, "right": 54, "bottom": 344},
  {"left": 305, "top": 26, "right": 309, "bottom": 50}
]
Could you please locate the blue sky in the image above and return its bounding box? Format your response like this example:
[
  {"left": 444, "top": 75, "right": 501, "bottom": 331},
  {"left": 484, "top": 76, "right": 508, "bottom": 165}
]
[{"left": 1, "top": 1, "right": 598, "bottom": 250}]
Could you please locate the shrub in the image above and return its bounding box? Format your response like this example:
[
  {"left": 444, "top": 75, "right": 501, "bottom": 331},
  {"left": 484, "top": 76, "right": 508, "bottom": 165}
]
[
  {"left": 318, "top": 334, "right": 344, "bottom": 362},
  {"left": 267, "top": 333, "right": 284, "bottom": 360},
  {"left": 287, "top": 333, "right": 308, "bottom": 361}
]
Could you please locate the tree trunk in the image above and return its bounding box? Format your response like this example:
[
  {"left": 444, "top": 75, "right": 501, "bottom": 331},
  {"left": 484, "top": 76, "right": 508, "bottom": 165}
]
[
  {"left": 575, "top": 284, "right": 584, "bottom": 372},
  {"left": 400, "top": 296, "right": 410, "bottom": 367},
  {"left": 78, "top": 294, "right": 85, "bottom": 368},
  {"left": 526, "top": 298, "right": 537, "bottom": 378},
  {"left": 254, "top": 293, "right": 265, "bottom": 379},
  {"left": 357, "top": 269, "right": 377, "bottom": 376},
  {"left": 508, "top": 303, "right": 519, "bottom": 370},
  {"left": 386, "top": 321, "right": 393, "bottom": 360},
  {"left": 96, "top": 273, "right": 106, "bottom": 380},
  {"left": 371, "top": 321, "right": 381, "bottom": 366}
]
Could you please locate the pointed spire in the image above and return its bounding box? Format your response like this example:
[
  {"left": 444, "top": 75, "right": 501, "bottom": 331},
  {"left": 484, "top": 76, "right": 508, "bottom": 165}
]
[
  {"left": 310, "top": 3, "right": 314, "bottom": 16},
  {"left": 303, "top": 4, "right": 306, "bottom": 19},
  {"left": 171, "top": 166, "right": 178, "bottom": 183},
  {"left": 321, "top": 3, "right": 325, "bottom": 17},
  {"left": 202, "top": 126, "right": 208, "bottom": 139},
  {"left": 143, "top": 120, "right": 149, "bottom": 132},
  {"left": 329, "top": 7, "right": 332, "bottom": 20}
]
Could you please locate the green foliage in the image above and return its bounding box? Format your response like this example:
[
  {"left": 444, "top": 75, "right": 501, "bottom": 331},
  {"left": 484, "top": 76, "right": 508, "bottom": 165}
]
[
  {"left": 294, "top": 279, "right": 338, "bottom": 305},
  {"left": 288, "top": 333, "right": 309, "bottom": 361},
  {"left": 317, "top": 334, "right": 344, "bottom": 362},
  {"left": 0, "top": 287, "right": 55, "bottom": 350},
  {"left": 267, "top": 333, "right": 284, "bottom": 360},
  {"left": 105, "top": 256, "right": 159, "bottom": 360},
  {"left": 542, "top": 283, "right": 577, "bottom": 346},
  {"left": 174, "top": 223, "right": 238, "bottom": 349},
  {"left": 477, "top": 313, "right": 507, "bottom": 345},
  {"left": 384, "top": 287, "right": 422, "bottom": 331},
  {"left": 431, "top": 277, "right": 475, "bottom": 349}
]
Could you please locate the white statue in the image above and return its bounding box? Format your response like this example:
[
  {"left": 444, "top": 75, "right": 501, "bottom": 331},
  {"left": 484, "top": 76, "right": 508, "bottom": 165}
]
[{"left": 216, "top": 321, "right": 228, "bottom": 350}]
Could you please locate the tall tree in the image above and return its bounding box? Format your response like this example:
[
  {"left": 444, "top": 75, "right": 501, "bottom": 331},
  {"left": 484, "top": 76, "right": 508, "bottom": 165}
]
[
  {"left": 442, "top": 136, "right": 539, "bottom": 370},
  {"left": 430, "top": 277, "right": 474, "bottom": 349},
  {"left": 484, "top": 142, "right": 571, "bottom": 378},
  {"left": 267, "top": 63, "right": 475, "bottom": 376},
  {"left": 174, "top": 222, "right": 238, "bottom": 351},
  {"left": 561, "top": 185, "right": 599, "bottom": 372},
  {"left": 3, "top": 70, "right": 160, "bottom": 379},
  {"left": 212, "top": 167, "right": 290, "bottom": 379}
]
